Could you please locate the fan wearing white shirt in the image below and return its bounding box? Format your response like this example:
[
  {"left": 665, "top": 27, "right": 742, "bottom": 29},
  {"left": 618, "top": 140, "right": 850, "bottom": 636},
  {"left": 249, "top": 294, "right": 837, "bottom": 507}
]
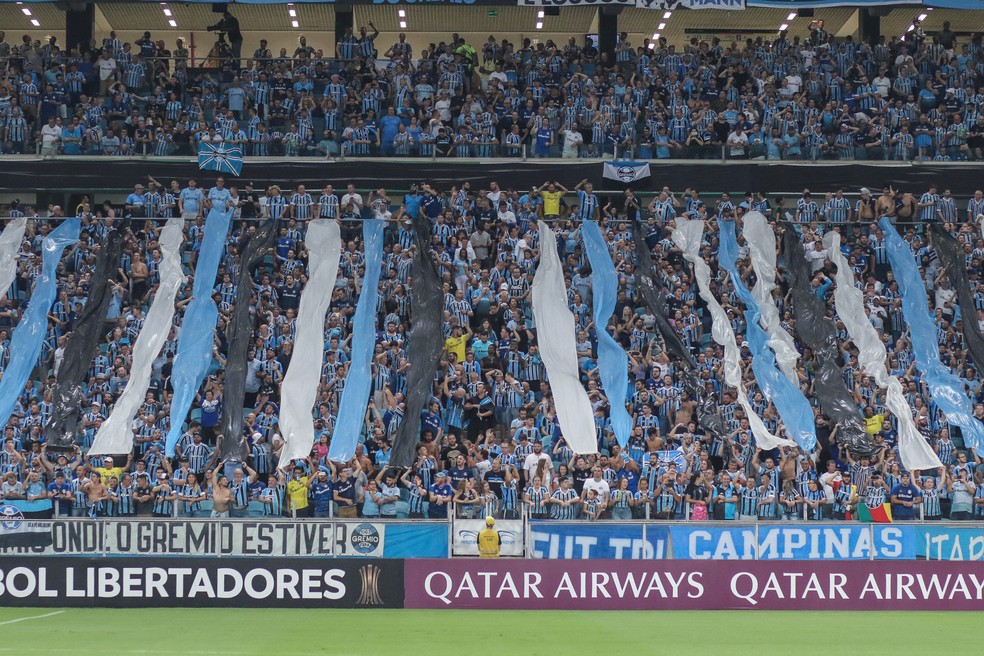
[
  {"left": 872, "top": 72, "right": 892, "bottom": 98},
  {"left": 435, "top": 90, "right": 452, "bottom": 122},
  {"left": 582, "top": 466, "right": 611, "bottom": 506},
  {"left": 726, "top": 128, "right": 749, "bottom": 158},
  {"left": 522, "top": 441, "right": 552, "bottom": 484},
  {"left": 804, "top": 240, "right": 829, "bottom": 273},
  {"left": 485, "top": 182, "right": 502, "bottom": 206},
  {"left": 497, "top": 201, "right": 516, "bottom": 227},
  {"left": 784, "top": 70, "right": 803, "bottom": 93},
  {"left": 40, "top": 117, "right": 61, "bottom": 155},
  {"left": 559, "top": 124, "right": 584, "bottom": 159},
  {"left": 340, "top": 183, "right": 363, "bottom": 212}
]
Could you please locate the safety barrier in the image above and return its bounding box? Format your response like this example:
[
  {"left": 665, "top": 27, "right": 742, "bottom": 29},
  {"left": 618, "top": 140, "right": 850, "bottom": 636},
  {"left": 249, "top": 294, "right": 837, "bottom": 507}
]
[
  {"left": 4, "top": 516, "right": 982, "bottom": 561},
  {"left": 2, "top": 555, "right": 983, "bottom": 610}
]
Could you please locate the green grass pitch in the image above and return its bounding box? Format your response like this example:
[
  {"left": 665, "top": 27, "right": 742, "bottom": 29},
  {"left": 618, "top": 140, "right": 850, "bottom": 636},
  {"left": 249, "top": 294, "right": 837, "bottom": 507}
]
[{"left": 0, "top": 608, "right": 978, "bottom": 655}]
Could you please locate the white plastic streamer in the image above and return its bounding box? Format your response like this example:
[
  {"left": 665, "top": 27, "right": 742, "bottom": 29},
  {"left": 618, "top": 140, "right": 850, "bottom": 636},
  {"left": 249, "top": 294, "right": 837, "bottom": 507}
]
[
  {"left": 0, "top": 216, "right": 27, "bottom": 296},
  {"left": 743, "top": 212, "right": 800, "bottom": 383},
  {"left": 89, "top": 217, "right": 186, "bottom": 455},
  {"left": 672, "top": 218, "right": 794, "bottom": 450},
  {"left": 277, "top": 219, "right": 342, "bottom": 468},
  {"left": 532, "top": 221, "right": 597, "bottom": 454},
  {"left": 824, "top": 232, "right": 942, "bottom": 471}
]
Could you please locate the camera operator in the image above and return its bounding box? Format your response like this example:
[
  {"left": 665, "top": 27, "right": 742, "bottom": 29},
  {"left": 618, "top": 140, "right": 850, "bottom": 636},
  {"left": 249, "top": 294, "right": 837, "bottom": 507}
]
[{"left": 208, "top": 10, "right": 243, "bottom": 64}]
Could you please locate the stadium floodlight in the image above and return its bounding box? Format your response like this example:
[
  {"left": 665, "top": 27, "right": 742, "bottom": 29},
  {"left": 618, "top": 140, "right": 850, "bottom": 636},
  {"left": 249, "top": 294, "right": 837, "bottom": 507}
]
[
  {"left": 786, "top": 12, "right": 796, "bottom": 21},
  {"left": 161, "top": 3, "right": 176, "bottom": 28},
  {"left": 779, "top": 23, "right": 788, "bottom": 31},
  {"left": 663, "top": 11, "right": 672, "bottom": 19},
  {"left": 536, "top": 21, "right": 543, "bottom": 30}
]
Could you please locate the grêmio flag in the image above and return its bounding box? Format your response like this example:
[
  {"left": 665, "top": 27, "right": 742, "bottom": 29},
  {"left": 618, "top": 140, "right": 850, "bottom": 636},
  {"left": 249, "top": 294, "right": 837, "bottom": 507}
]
[
  {"left": 198, "top": 142, "right": 243, "bottom": 177},
  {"left": 603, "top": 161, "right": 651, "bottom": 184},
  {"left": 0, "top": 503, "right": 54, "bottom": 549}
]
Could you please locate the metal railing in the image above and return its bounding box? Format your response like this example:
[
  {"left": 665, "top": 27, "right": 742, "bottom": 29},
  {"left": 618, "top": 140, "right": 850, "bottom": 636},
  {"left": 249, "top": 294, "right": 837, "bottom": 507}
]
[
  {"left": 441, "top": 494, "right": 956, "bottom": 524},
  {"left": 25, "top": 138, "right": 978, "bottom": 164}
]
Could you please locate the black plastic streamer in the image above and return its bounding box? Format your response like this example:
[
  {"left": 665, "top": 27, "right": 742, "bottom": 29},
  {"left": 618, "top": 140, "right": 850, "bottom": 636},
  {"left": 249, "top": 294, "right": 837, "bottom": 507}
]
[
  {"left": 781, "top": 227, "right": 873, "bottom": 455},
  {"left": 218, "top": 219, "right": 280, "bottom": 462},
  {"left": 390, "top": 215, "right": 445, "bottom": 468},
  {"left": 930, "top": 224, "right": 984, "bottom": 376},
  {"left": 633, "top": 223, "right": 725, "bottom": 440},
  {"left": 44, "top": 221, "right": 127, "bottom": 451}
]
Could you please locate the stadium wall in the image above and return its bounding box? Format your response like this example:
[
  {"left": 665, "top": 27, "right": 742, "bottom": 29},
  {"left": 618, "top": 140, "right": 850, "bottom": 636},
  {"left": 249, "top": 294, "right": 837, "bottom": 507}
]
[
  {"left": 2, "top": 160, "right": 981, "bottom": 197},
  {"left": 3, "top": 518, "right": 983, "bottom": 609}
]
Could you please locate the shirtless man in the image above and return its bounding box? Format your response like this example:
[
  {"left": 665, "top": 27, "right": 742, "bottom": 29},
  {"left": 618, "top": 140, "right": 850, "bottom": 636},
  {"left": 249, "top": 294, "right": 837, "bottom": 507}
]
[
  {"left": 876, "top": 186, "right": 896, "bottom": 218},
  {"left": 129, "top": 252, "right": 150, "bottom": 301},
  {"left": 856, "top": 187, "right": 876, "bottom": 222},
  {"left": 896, "top": 191, "right": 917, "bottom": 222},
  {"left": 675, "top": 392, "right": 696, "bottom": 426},
  {"left": 85, "top": 472, "right": 111, "bottom": 517},
  {"left": 779, "top": 447, "right": 798, "bottom": 482},
  {"left": 210, "top": 471, "right": 234, "bottom": 518}
]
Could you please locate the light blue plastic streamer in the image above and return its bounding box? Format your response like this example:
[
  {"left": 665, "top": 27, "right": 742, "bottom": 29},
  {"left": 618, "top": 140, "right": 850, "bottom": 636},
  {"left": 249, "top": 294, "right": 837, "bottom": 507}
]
[
  {"left": 0, "top": 218, "right": 80, "bottom": 428},
  {"left": 880, "top": 218, "right": 984, "bottom": 456},
  {"left": 718, "top": 220, "right": 816, "bottom": 451},
  {"left": 328, "top": 219, "right": 385, "bottom": 462},
  {"left": 165, "top": 207, "right": 233, "bottom": 455},
  {"left": 582, "top": 221, "right": 633, "bottom": 448}
]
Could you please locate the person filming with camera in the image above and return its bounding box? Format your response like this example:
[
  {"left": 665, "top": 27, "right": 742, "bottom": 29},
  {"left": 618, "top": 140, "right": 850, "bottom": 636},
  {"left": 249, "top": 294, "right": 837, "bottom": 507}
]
[{"left": 207, "top": 10, "right": 243, "bottom": 65}]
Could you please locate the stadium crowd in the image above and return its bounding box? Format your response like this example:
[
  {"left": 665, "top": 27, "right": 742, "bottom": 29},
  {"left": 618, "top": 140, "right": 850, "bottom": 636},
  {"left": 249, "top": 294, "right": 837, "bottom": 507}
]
[
  {"left": 0, "top": 19, "right": 983, "bottom": 160},
  {"left": 2, "top": 175, "right": 984, "bottom": 523}
]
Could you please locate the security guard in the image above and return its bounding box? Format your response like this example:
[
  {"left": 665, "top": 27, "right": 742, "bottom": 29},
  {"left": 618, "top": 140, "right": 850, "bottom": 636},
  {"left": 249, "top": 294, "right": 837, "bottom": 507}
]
[{"left": 477, "top": 515, "right": 501, "bottom": 558}]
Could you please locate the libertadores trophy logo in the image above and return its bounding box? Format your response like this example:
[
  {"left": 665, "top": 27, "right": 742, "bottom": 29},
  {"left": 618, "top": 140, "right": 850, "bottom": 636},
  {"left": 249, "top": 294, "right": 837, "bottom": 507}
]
[{"left": 356, "top": 564, "right": 383, "bottom": 606}]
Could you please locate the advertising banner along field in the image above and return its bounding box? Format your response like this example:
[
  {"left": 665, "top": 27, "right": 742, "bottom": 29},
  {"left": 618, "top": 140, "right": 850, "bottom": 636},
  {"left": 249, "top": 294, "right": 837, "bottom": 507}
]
[
  {"left": 404, "top": 560, "right": 984, "bottom": 611},
  {"left": 3, "top": 557, "right": 984, "bottom": 610},
  {"left": 0, "top": 557, "right": 405, "bottom": 608}
]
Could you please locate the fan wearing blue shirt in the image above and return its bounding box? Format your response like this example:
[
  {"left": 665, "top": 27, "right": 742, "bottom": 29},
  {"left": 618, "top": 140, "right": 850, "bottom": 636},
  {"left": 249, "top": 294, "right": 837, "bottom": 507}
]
[
  {"left": 420, "top": 401, "right": 444, "bottom": 444},
  {"left": 307, "top": 468, "right": 334, "bottom": 518},
  {"left": 179, "top": 178, "right": 205, "bottom": 220},
  {"left": 428, "top": 471, "right": 455, "bottom": 518},
  {"left": 403, "top": 184, "right": 422, "bottom": 219},
  {"left": 890, "top": 473, "right": 922, "bottom": 520},
  {"left": 47, "top": 472, "right": 74, "bottom": 517},
  {"left": 378, "top": 107, "right": 403, "bottom": 157},
  {"left": 534, "top": 126, "right": 553, "bottom": 158},
  {"left": 206, "top": 177, "right": 233, "bottom": 212},
  {"left": 124, "top": 183, "right": 148, "bottom": 216},
  {"left": 420, "top": 185, "right": 443, "bottom": 220}
]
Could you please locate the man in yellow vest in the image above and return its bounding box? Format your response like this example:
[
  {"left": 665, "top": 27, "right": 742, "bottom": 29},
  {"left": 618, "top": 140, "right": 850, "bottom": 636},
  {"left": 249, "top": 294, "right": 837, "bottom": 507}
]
[{"left": 477, "top": 515, "right": 501, "bottom": 558}]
